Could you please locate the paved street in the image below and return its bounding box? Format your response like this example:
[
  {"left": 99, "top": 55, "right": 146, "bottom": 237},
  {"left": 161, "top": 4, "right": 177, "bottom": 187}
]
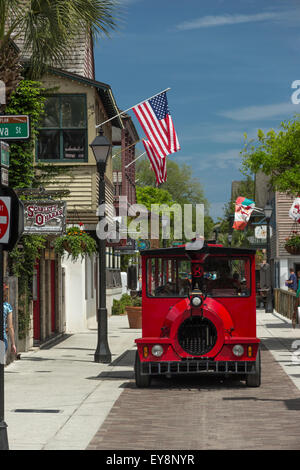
[
  {"left": 4, "top": 309, "right": 300, "bottom": 450},
  {"left": 88, "top": 310, "right": 300, "bottom": 450}
]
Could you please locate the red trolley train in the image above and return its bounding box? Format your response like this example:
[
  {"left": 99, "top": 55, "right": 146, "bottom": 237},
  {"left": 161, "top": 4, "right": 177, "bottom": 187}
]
[{"left": 135, "top": 242, "right": 261, "bottom": 387}]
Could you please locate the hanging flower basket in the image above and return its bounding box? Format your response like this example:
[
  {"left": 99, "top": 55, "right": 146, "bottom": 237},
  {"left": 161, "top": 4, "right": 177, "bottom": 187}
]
[
  {"left": 54, "top": 226, "right": 97, "bottom": 261},
  {"left": 285, "top": 232, "right": 300, "bottom": 255}
]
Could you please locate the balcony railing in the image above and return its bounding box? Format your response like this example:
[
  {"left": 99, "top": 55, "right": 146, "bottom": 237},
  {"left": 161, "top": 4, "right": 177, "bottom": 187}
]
[{"left": 274, "top": 288, "right": 298, "bottom": 321}]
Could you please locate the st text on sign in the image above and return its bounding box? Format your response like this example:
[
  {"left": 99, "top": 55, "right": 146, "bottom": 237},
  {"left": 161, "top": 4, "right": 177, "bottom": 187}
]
[
  {"left": 0, "top": 115, "right": 30, "bottom": 140},
  {"left": 0, "top": 197, "right": 11, "bottom": 244}
]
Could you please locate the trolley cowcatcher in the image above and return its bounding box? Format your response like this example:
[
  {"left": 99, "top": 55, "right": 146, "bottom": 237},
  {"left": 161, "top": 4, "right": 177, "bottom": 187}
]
[{"left": 135, "top": 242, "right": 261, "bottom": 387}]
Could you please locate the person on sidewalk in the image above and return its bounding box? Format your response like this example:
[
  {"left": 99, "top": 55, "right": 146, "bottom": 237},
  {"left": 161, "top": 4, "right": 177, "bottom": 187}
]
[
  {"left": 292, "top": 271, "right": 300, "bottom": 328},
  {"left": 286, "top": 268, "right": 297, "bottom": 292},
  {"left": 3, "top": 284, "right": 16, "bottom": 357}
]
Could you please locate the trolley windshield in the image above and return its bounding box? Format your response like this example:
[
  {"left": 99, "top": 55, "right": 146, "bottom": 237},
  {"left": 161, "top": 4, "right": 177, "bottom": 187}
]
[{"left": 146, "top": 256, "right": 251, "bottom": 298}]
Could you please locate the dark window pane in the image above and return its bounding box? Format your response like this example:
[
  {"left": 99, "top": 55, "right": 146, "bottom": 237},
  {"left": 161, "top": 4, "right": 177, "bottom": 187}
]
[
  {"left": 40, "top": 97, "right": 60, "bottom": 128},
  {"left": 61, "top": 96, "right": 86, "bottom": 128},
  {"left": 38, "top": 130, "right": 60, "bottom": 160},
  {"left": 63, "top": 130, "right": 86, "bottom": 159}
]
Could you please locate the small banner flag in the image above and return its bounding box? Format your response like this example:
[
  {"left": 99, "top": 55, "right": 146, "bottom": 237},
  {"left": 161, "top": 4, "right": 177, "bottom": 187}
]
[
  {"left": 143, "top": 139, "right": 167, "bottom": 185},
  {"left": 233, "top": 196, "right": 255, "bottom": 230},
  {"left": 289, "top": 197, "right": 300, "bottom": 224},
  {"left": 133, "top": 91, "right": 180, "bottom": 159}
]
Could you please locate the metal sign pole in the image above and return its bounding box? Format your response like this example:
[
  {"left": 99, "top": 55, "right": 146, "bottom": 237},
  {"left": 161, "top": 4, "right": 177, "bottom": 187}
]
[{"left": 0, "top": 178, "right": 8, "bottom": 449}]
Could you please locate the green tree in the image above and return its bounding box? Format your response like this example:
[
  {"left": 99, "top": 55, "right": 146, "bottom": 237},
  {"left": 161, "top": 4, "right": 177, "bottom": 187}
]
[
  {"left": 241, "top": 120, "right": 300, "bottom": 196},
  {"left": 217, "top": 176, "right": 255, "bottom": 248},
  {"left": 136, "top": 158, "right": 207, "bottom": 207},
  {"left": 136, "top": 186, "right": 173, "bottom": 210},
  {"left": 136, "top": 159, "right": 212, "bottom": 241},
  {"left": 0, "top": 0, "right": 119, "bottom": 105}
]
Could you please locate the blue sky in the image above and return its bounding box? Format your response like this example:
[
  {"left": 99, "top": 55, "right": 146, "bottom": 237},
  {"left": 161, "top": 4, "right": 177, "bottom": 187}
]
[{"left": 94, "top": 0, "right": 300, "bottom": 220}]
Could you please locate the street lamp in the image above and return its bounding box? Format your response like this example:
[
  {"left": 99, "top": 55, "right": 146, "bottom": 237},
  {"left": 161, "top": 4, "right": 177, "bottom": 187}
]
[
  {"left": 264, "top": 202, "right": 273, "bottom": 313},
  {"left": 90, "top": 128, "right": 112, "bottom": 363}
]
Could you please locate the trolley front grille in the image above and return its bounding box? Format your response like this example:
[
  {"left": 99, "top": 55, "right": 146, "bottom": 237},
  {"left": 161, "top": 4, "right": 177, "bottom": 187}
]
[
  {"left": 178, "top": 316, "right": 217, "bottom": 355},
  {"left": 141, "top": 360, "right": 255, "bottom": 375}
]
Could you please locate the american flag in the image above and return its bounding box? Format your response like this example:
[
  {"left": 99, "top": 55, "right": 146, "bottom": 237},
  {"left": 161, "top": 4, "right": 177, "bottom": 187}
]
[
  {"left": 143, "top": 140, "right": 167, "bottom": 185},
  {"left": 133, "top": 92, "right": 180, "bottom": 159}
]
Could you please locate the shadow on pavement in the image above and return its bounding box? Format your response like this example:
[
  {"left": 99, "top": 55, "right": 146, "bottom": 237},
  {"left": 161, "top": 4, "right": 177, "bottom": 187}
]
[{"left": 223, "top": 396, "right": 300, "bottom": 411}]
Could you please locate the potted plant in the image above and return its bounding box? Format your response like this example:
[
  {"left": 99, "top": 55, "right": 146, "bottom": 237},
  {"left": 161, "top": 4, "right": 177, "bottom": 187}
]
[
  {"left": 54, "top": 225, "right": 97, "bottom": 261},
  {"left": 112, "top": 294, "right": 132, "bottom": 315},
  {"left": 285, "top": 232, "right": 300, "bottom": 255},
  {"left": 126, "top": 296, "right": 142, "bottom": 329}
]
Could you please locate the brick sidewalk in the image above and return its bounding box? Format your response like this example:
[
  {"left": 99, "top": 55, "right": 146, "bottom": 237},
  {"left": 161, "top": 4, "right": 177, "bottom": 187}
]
[{"left": 87, "top": 345, "right": 300, "bottom": 450}]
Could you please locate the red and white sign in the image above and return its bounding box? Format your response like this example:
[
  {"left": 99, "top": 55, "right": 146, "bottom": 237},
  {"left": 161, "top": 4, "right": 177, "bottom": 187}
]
[
  {"left": 0, "top": 196, "right": 11, "bottom": 244},
  {"left": 23, "top": 201, "right": 66, "bottom": 234}
]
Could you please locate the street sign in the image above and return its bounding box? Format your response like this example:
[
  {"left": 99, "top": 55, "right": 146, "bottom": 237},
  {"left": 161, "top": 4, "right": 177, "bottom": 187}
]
[
  {"left": 1, "top": 168, "right": 8, "bottom": 187},
  {"left": 0, "top": 115, "right": 30, "bottom": 140},
  {"left": 0, "top": 141, "right": 9, "bottom": 167},
  {"left": 0, "top": 187, "right": 24, "bottom": 251},
  {"left": 0, "top": 197, "right": 11, "bottom": 244}
]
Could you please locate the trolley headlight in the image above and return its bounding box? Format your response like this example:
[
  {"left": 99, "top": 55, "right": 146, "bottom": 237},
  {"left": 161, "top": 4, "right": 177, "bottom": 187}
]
[
  {"left": 232, "top": 344, "right": 244, "bottom": 357},
  {"left": 191, "top": 296, "right": 202, "bottom": 308},
  {"left": 151, "top": 345, "right": 164, "bottom": 357}
]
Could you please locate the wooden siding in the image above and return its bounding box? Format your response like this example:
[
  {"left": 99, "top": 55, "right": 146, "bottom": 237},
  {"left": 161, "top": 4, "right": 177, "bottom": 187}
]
[
  {"left": 15, "top": 29, "right": 95, "bottom": 79},
  {"left": 46, "top": 167, "right": 114, "bottom": 227},
  {"left": 275, "top": 192, "right": 299, "bottom": 258}
]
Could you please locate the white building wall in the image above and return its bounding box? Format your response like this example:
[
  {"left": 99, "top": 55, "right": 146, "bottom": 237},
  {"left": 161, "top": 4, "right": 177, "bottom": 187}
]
[
  {"left": 61, "top": 254, "right": 123, "bottom": 332},
  {"left": 279, "top": 258, "right": 289, "bottom": 290},
  {"left": 61, "top": 256, "right": 87, "bottom": 332}
]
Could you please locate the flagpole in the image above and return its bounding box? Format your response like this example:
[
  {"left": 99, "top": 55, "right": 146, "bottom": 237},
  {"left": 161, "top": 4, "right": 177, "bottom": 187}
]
[
  {"left": 125, "top": 152, "right": 146, "bottom": 169},
  {"left": 112, "top": 139, "right": 142, "bottom": 159},
  {"left": 96, "top": 88, "right": 171, "bottom": 129}
]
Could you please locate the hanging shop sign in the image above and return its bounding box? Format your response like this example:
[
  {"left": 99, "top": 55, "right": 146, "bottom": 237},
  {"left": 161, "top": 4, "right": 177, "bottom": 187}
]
[
  {"left": 254, "top": 225, "right": 272, "bottom": 239},
  {"left": 23, "top": 201, "right": 66, "bottom": 234}
]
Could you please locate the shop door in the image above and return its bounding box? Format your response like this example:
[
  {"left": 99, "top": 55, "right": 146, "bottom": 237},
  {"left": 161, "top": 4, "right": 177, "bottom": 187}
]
[
  {"left": 51, "top": 260, "right": 56, "bottom": 333},
  {"left": 33, "top": 262, "right": 40, "bottom": 340}
]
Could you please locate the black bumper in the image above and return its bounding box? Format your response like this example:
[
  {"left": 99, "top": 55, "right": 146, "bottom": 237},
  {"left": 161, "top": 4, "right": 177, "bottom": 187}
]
[{"left": 141, "top": 360, "right": 256, "bottom": 376}]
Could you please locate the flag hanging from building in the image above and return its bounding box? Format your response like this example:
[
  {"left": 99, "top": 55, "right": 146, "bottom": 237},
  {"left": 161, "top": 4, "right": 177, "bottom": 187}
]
[
  {"left": 289, "top": 197, "right": 300, "bottom": 223},
  {"left": 133, "top": 92, "right": 180, "bottom": 159},
  {"left": 143, "top": 140, "right": 167, "bottom": 185},
  {"left": 233, "top": 196, "right": 255, "bottom": 230}
]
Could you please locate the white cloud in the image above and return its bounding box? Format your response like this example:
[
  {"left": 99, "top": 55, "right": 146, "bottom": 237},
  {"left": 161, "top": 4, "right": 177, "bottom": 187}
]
[
  {"left": 218, "top": 102, "right": 299, "bottom": 121},
  {"left": 176, "top": 12, "right": 281, "bottom": 31},
  {"left": 177, "top": 149, "right": 242, "bottom": 171}
]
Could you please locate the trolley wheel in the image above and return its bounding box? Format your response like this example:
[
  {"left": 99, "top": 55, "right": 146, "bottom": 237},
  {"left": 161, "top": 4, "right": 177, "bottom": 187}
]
[
  {"left": 135, "top": 351, "right": 151, "bottom": 388},
  {"left": 246, "top": 348, "right": 261, "bottom": 387}
]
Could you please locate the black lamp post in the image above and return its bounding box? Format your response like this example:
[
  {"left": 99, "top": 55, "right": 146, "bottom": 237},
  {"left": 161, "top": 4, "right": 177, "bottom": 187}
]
[
  {"left": 264, "top": 202, "right": 273, "bottom": 313},
  {"left": 90, "top": 128, "right": 112, "bottom": 363}
]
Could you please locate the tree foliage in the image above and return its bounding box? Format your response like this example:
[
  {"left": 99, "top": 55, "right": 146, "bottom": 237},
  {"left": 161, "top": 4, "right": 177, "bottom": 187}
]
[
  {"left": 0, "top": 0, "right": 119, "bottom": 78},
  {"left": 5, "top": 79, "right": 46, "bottom": 187},
  {"left": 136, "top": 158, "right": 208, "bottom": 208},
  {"left": 241, "top": 120, "right": 300, "bottom": 196},
  {"left": 136, "top": 186, "right": 173, "bottom": 210}
]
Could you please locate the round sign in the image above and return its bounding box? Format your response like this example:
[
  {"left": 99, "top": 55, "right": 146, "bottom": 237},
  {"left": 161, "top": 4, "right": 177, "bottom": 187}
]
[{"left": 0, "top": 198, "right": 9, "bottom": 241}]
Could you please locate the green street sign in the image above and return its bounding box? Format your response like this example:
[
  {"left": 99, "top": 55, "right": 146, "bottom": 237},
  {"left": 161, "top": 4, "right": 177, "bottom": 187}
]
[
  {"left": 0, "top": 115, "right": 30, "bottom": 140},
  {"left": 0, "top": 141, "right": 9, "bottom": 167}
]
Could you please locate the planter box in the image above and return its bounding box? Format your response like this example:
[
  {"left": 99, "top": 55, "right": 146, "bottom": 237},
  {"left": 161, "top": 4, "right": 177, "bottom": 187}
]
[{"left": 126, "top": 306, "right": 142, "bottom": 329}]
